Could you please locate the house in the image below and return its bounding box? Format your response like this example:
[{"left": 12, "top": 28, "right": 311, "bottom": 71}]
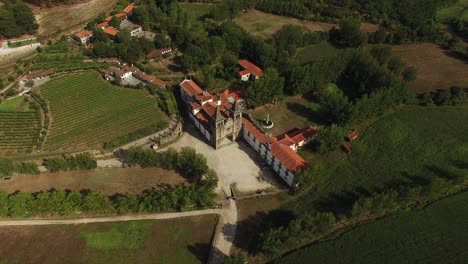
[
  {"left": 342, "top": 142, "right": 352, "bottom": 153},
  {"left": 180, "top": 79, "right": 244, "bottom": 149},
  {"left": 238, "top": 59, "right": 263, "bottom": 81},
  {"left": 134, "top": 71, "right": 166, "bottom": 88},
  {"left": 73, "top": 30, "right": 93, "bottom": 45},
  {"left": 242, "top": 115, "right": 317, "bottom": 186},
  {"left": 123, "top": 3, "right": 136, "bottom": 14},
  {"left": 97, "top": 21, "right": 109, "bottom": 29},
  {"left": 104, "top": 26, "right": 119, "bottom": 38},
  {"left": 19, "top": 69, "right": 55, "bottom": 84},
  {"left": 347, "top": 131, "right": 359, "bottom": 141},
  {"left": 146, "top": 47, "right": 172, "bottom": 60}
]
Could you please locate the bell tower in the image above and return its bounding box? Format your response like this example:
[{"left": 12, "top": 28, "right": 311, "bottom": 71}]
[{"left": 211, "top": 106, "right": 225, "bottom": 149}]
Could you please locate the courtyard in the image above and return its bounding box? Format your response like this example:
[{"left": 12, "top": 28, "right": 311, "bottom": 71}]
[{"left": 165, "top": 123, "right": 279, "bottom": 197}]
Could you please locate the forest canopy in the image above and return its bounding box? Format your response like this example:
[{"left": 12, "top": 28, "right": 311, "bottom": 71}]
[{"left": 0, "top": 0, "right": 38, "bottom": 38}]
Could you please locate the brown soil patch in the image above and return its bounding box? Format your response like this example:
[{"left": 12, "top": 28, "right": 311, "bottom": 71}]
[
  {"left": 0, "top": 215, "right": 218, "bottom": 264},
  {"left": 0, "top": 167, "right": 186, "bottom": 195},
  {"left": 393, "top": 43, "right": 468, "bottom": 93},
  {"left": 235, "top": 10, "right": 378, "bottom": 38},
  {"left": 32, "top": 0, "right": 118, "bottom": 37}
]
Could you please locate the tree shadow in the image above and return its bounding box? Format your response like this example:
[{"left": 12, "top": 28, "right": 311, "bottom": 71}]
[
  {"left": 187, "top": 242, "right": 212, "bottom": 264},
  {"left": 314, "top": 188, "right": 369, "bottom": 216},
  {"left": 233, "top": 209, "right": 295, "bottom": 254},
  {"left": 442, "top": 50, "right": 468, "bottom": 64},
  {"left": 286, "top": 102, "right": 328, "bottom": 125},
  {"left": 222, "top": 223, "right": 236, "bottom": 243}
]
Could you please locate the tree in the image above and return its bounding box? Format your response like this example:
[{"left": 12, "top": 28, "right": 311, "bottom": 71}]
[
  {"left": 177, "top": 147, "right": 209, "bottom": 181},
  {"left": 316, "top": 125, "right": 344, "bottom": 153},
  {"left": 83, "top": 191, "right": 114, "bottom": 213},
  {"left": 330, "top": 17, "right": 368, "bottom": 48},
  {"left": 370, "top": 45, "right": 392, "bottom": 65},
  {"left": 402, "top": 66, "right": 417, "bottom": 82},
  {"left": 320, "top": 91, "right": 353, "bottom": 126},
  {"left": 387, "top": 56, "right": 405, "bottom": 76},
  {"left": 109, "top": 16, "right": 121, "bottom": 28},
  {"left": 8, "top": 192, "right": 33, "bottom": 217},
  {"left": 246, "top": 68, "right": 284, "bottom": 107}
]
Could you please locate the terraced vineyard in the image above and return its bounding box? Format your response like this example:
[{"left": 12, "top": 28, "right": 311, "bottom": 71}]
[
  {"left": 0, "top": 99, "right": 40, "bottom": 155},
  {"left": 41, "top": 72, "right": 167, "bottom": 152}
]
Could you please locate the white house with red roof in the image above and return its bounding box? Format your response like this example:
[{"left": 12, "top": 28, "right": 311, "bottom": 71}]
[
  {"left": 73, "top": 30, "right": 93, "bottom": 45},
  {"left": 239, "top": 59, "right": 263, "bottom": 81},
  {"left": 242, "top": 115, "right": 318, "bottom": 186}
]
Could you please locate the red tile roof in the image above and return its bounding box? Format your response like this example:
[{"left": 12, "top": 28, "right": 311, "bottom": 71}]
[
  {"left": 242, "top": 116, "right": 269, "bottom": 144},
  {"left": 123, "top": 3, "right": 136, "bottom": 14},
  {"left": 135, "top": 71, "right": 166, "bottom": 86},
  {"left": 342, "top": 142, "right": 352, "bottom": 153},
  {"left": 146, "top": 47, "right": 172, "bottom": 60},
  {"left": 348, "top": 131, "right": 359, "bottom": 141},
  {"left": 239, "top": 59, "right": 263, "bottom": 77},
  {"left": 97, "top": 21, "right": 109, "bottom": 29},
  {"left": 270, "top": 142, "right": 307, "bottom": 173},
  {"left": 74, "top": 30, "right": 93, "bottom": 38},
  {"left": 115, "top": 13, "right": 127, "bottom": 20},
  {"left": 105, "top": 16, "right": 113, "bottom": 22},
  {"left": 180, "top": 80, "right": 203, "bottom": 97},
  {"left": 104, "top": 26, "right": 119, "bottom": 36}
]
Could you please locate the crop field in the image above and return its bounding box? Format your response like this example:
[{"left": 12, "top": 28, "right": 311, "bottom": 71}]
[
  {"left": 437, "top": 0, "right": 468, "bottom": 22},
  {"left": 293, "top": 106, "right": 468, "bottom": 212},
  {"left": 0, "top": 98, "right": 40, "bottom": 155},
  {"left": 392, "top": 43, "right": 468, "bottom": 93},
  {"left": 41, "top": 72, "right": 167, "bottom": 152},
  {"left": 275, "top": 191, "right": 468, "bottom": 264},
  {"left": 234, "top": 9, "right": 378, "bottom": 38},
  {"left": 0, "top": 215, "right": 218, "bottom": 264},
  {"left": 179, "top": 2, "right": 212, "bottom": 22},
  {"left": 0, "top": 167, "right": 186, "bottom": 195},
  {"left": 296, "top": 41, "right": 338, "bottom": 64},
  {"left": 34, "top": 0, "right": 118, "bottom": 36}
]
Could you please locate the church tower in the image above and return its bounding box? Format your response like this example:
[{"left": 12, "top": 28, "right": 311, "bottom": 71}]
[
  {"left": 211, "top": 106, "right": 225, "bottom": 149},
  {"left": 231, "top": 99, "right": 243, "bottom": 140}
]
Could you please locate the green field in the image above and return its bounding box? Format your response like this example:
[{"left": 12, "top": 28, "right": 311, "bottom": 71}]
[
  {"left": 0, "top": 97, "right": 40, "bottom": 155},
  {"left": 41, "top": 72, "right": 167, "bottom": 152},
  {"left": 179, "top": 3, "right": 212, "bottom": 22},
  {"left": 296, "top": 41, "right": 338, "bottom": 64},
  {"left": 275, "top": 191, "right": 468, "bottom": 264},
  {"left": 8, "top": 38, "right": 38, "bottom": 48},
  {"left": 0, "top": 215, "right": 218, "bottom": 264},
  {"left": 294, "top": 106, "right": 468, "bottom": 212},
  {"left": 437, "top": 0, "right": 468, "bottom": 22}
]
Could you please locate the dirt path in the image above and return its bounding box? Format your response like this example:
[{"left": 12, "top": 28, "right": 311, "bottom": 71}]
[{"left": 0, "top": 199, "right": 238, "bottom": 264}]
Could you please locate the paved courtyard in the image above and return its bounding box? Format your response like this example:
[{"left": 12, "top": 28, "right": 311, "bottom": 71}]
[{"left": 165, "top": 123, "right": 278, "bottom": 196}]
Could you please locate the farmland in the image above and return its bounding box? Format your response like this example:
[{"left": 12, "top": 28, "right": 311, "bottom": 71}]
[
  {"left": 0, "top": 97, "right": 40, "bottom": 155},
  {"left": 275, "top": 191, "right": 468, "bottom": 264},
  {"left": 296, "top": 41, "right": 338, "bottom": 64},
  {"left": 0, "top": 167, "right": 186, "bottom": 195},
  {"left": 392, "top": 43, "right": 468, "bottom": 93},
  {"left": 40, "top": 71, "right": 167, "bottom": 152},
  {"left": 234, "top": 9, "right": 377, "bottom": 38},
  {"left": 33, "top": 0, "right": 118, "bottom": 36},
  {"left": 0, "top": 215, "right": 218, "bottom": 264},
  {"left": 179, "top": 2, "right": 212, "bottom": 22},
  {"left": 293, "top": 106, "right": 468, "bottom": 212}
]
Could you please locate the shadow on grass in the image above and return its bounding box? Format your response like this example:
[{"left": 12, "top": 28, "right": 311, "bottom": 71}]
[
  {"left": 233, "top": 209, "right": 295, "bottom": 254},
  {"left": 286, "top": 102, "right": 328, "bottom": 126},
  {"left": 187, "top": 242, "right": 212, "bottom": 264}
]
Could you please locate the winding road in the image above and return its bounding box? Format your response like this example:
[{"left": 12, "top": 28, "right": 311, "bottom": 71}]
[{"left": 0, "top": 199, "right": 238, "bottom": 264}]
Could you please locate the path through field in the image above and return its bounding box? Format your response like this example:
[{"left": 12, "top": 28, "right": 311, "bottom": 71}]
[{"left": 0, "top": 200, "right": 237, "bottom": 264}]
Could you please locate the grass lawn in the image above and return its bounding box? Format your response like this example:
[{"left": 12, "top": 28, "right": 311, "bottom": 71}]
[
  {"left": 40, "top": 71, "right": 167, "bottom": 152},
  {"left": 179, "top": 2, "right": 212, "bottom": 22},
  {"left": 234, "top": 10, "right": 377, "bottom": 38},
  {"left": 275, "top": 191, "right": 468, "bottom": 264},
  {"left": 247, "top": 96, "right": 324, "bottom": 136},
  {"left": 0, "top": 215, "right": 218, "bottom": 264},
  {"left": 8, "top": 39, "right": 37, "bottom": 48},
  {"left": 0, "top": 97, "right": 40, "bottom": 156},
  {"left": 392, "top": 43, "right": 468, "bottom": 93},
  {"left": 437, "top": 0, "right": 468, "bottom": 22},
  {"left": 0, "top": 97, "right": 31, "bottom": 112},
  {"left": 0, "top": 167, "right": 186, "bottom": 195},
  {"left": 296, "top": 41, "right": 338, "bottom": 64},
  {"left": 292, "top": 106, "right": 468, "bottom": 213}
]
